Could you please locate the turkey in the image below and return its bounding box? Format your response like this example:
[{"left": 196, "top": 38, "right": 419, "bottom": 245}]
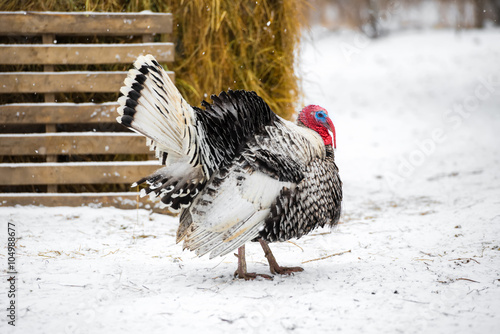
[{"left": 116, "top": 55, "right": 342, "bottom": 280}]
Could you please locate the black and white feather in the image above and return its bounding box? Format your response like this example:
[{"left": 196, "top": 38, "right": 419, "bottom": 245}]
[{"left": 117, "top": 54, "right": 342, "bottom": 258}]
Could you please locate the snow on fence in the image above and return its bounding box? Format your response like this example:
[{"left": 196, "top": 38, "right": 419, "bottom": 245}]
[{"left": 0, "top": 11, "right": 174, "bottom": 209}]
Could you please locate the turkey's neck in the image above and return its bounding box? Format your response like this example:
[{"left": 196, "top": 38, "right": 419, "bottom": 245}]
[
  {"left": 325, "top": 144, "right": 335, "bottom": 159},
  {"left": 297, "top": 119, "right": 333, "bottom": 147}
]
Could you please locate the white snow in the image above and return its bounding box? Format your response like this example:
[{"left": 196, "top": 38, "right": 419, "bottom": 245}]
[{"left": 1, "top": 27, "right": 500, "bottom": 333}]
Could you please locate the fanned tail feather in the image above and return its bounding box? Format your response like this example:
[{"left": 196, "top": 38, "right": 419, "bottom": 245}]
[
  {"left": 117, "top": 54, "right": 198, "bottom": 164},
  {"left": 117, "top": 55, "right": 204, "bottom": 212}
]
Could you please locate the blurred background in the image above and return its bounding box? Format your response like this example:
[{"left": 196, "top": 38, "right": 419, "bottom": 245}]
[{"left": 309, "top": 0, "right": 500, "bottom": 36}]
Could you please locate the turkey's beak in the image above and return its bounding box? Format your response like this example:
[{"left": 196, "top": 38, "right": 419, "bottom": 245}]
[{"left": 325, "top": 118, "right": 336, "bottom": 149}]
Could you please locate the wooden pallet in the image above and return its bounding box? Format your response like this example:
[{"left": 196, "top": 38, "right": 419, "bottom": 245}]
[{"left": 0, "top": 11, "right": 174, "bottom": 209}]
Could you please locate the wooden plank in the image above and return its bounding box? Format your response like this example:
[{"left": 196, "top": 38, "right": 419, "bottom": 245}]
[
  {"left": 0, "top": 161, "right": 159, "bottom": 185},
  {"left": 0, "top": 11, "right": 173, "bottom": 35},
  {"left": 0, "top": 71, "right": 125, "bottom": 93},
  {"left": 0, "top": 43, "right": 174, "bottom": 65},
  {"left": 0, "top": 133, "right": 150, "bottom": 156},
  {"left": 0, "top": 71, "right": 174, "bottom": 93},
  {"left": 43, "top": 34, "right": 58, "bottom": 193},
  {"left": 0, "top": 192, "right": 168, "bottom": 211},
  {"left": 0, "top": 102, "right": 119, "bottom": 124}
]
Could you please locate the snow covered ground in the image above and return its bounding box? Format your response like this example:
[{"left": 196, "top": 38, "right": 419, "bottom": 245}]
[{"left": 1, "top": 28, "right": 500, "bottom": 333}]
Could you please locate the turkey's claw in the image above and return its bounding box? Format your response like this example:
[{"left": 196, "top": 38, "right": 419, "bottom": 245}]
[
  {"left": 233, "top": 269, "right": 273, "bottom": 281},
  {"left": 269, "top": 265, "right": 304, "bottom": 276},
  {"left": 259, "top": 239, "right": 304, "bottom": 276}
]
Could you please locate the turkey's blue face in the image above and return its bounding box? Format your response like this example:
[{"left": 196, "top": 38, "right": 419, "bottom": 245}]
[{"left": 299, "top": 105, "right": 336, "bottom": 148}]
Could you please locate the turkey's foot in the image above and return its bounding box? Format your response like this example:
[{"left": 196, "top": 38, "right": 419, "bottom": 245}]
[
  {"left": 233, "top": 269, "right": 272, "bottom": 281},
  {"left": 234, "top": 245, "right": 273, "bottom": 280},
  {"left": 269, "top": 265, "right": 304, "bottom": 276},
  {"left": 259, "top": 239, "right": 304, "bottom": 276}
]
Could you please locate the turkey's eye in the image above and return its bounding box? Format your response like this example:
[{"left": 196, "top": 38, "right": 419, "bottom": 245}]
[{"left": 315, "top": 111, "right": 326, "bottom": 121}]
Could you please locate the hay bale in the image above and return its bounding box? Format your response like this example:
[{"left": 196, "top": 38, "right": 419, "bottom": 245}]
[{"left": 168, "top": 0, "right": 306, "bottom": 119}]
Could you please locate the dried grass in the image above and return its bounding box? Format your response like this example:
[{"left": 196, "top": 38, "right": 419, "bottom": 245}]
[
  {"left": 166, "top": 0, "right": 306, "bottom": 119},
  {"left": 301, "top": 249, "right": 351, "bottom": 264}
]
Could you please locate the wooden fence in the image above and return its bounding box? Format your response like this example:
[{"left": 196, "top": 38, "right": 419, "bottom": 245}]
[{"left": 0, "top": 11, "right": 174, "bottom": 209}]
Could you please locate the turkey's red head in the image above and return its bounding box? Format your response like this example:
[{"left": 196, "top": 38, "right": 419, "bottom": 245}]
[{"left": 298, "top": 105, "right": 336, "bottom": 148}]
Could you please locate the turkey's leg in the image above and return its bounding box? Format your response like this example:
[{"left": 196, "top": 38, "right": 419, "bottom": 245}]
[
  {"left": 234, "top": 245, "right": 272, "bottom": 280},
  {"left": 259, "top": 239, "right": 304, "bottom": 275}
]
